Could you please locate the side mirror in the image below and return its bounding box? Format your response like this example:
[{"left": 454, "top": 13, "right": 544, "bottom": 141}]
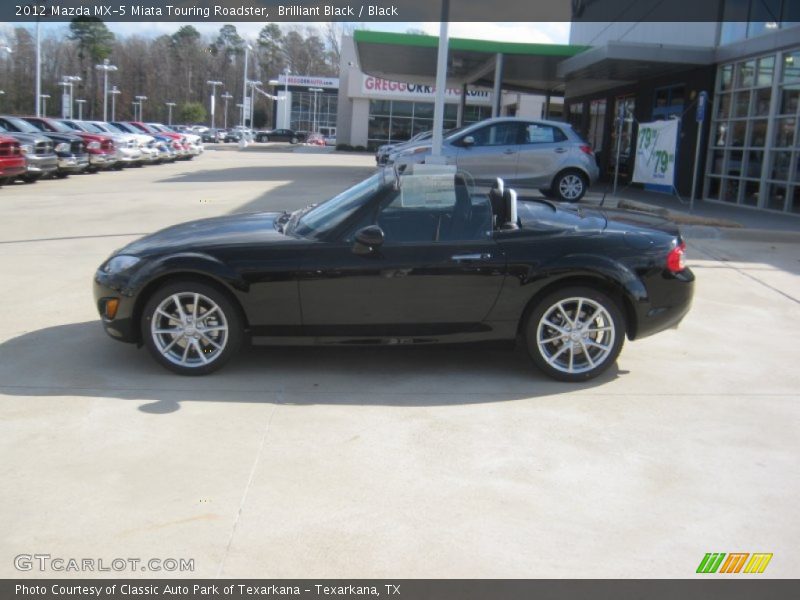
[
  {"left": 461, "top": 135, "right": 475, "bottom": 147},
  {"left": 353, "top": 225, "right": 384, "bottom": 255}
]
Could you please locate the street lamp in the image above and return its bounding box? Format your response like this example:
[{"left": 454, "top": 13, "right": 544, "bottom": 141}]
[
  {"left": 132, "top": 101, "right": 139, "bottom": 121},
  {"left": 109, "top": 86, "right": 121, "bottom": 121},
  {"left": 206, "top": 80, "right": 223, "bottom": 129},
  {"left": 58, "top": 75, "right": 81, "bottom": 118},
  {"left": 282, "top": 67, "right": 291, "bottom": 129},
  {"left": 248, "top": 80, "right": 263, "bottom": 130},
  {"left": 165, "top": 102, "right": 176, "bottom": 126},
  {"left": 75, "top": 99, "right": 86, "bottom": 120},
  {"left": 236, "top": 103, "right": 243, "bottom": 127},
  {"left": 242, "top": 43, "right": 253, "bottom": 127},
  {"left": 221, "top": 92, "right": 233, "bottom": 129},
  {"left": 308, "top": 87, "right": 323, "bottom": 134},
  {"left": 95, "top": 58, "right": 118, "bottom": 121},
  {"left": 135, "top": 95, "right": 147, "bottom": 121},
  {"left": 39, "top": 94, "right": 50, "bottom": 117}
]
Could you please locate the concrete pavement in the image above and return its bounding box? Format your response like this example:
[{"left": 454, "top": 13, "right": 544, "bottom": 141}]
[{"left": 0, "top": 150, "right": 798, "bottom": 578}]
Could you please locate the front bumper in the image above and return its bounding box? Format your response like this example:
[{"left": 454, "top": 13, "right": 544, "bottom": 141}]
[
  {"left": 89, "top": 153, "right": 118, "bottom": 168},
  {"left": 116, "top": 148, "right": 143, "bottom": 163},
  {"left": 93, "top": 271, "right": 139, "bottom": 343},
  {"left": 57, "top": 153, "right": 90, "bottom": 172},
  {"left": 25, "top": 154, "right": 58, "bottom": 175}
]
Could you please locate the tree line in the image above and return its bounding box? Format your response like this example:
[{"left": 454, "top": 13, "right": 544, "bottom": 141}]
[{"left": 0, "top": 19, "right": 351, "bottom": 127}]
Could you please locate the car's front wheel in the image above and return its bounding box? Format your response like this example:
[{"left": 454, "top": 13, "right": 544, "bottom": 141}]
[
  {"left": 141, "top": 281, "right": 243, "bottom": 375},
  {"left": 525, "top": 286, "right": 625, "bottom": 382},
  {"left": 553, "top": 170, "right": 588, "bottom": 203},
  {"left": 290, "top": 136, "right": 299, "bottom": 144}
]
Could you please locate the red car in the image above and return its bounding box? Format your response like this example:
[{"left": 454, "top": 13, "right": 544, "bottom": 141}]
[{"left": 0, "top": 134, "right": 27, "bottom": 186}]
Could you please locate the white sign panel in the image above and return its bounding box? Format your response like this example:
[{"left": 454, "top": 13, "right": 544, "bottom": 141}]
[
  {"left": 361, "top": 75, "right": 492, "bottom": 105},
  {"left": 278, "top": 74, "right": 339, "bottom": 89},
  {"left": 633, "top": 119, "right": 679, "bottom": 186}
]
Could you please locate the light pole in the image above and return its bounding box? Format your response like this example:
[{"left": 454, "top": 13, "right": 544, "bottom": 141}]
[
  {"left": 109, "top": 86, "right": 121, "bottom": 121},
  {"left": 308, "top": 87, "right": 323, "bottom": 133},
  {"left": 95, "top": 59, "right": 118, "bottom": 121},
  {"left": 39, "top": 94, "right": 50, "bottom": 116},
  {"left": 282, "top": 67, "right": 291, "bottom": 129},
  {"left": 165, "top": 102, "right": 176, "bottom": 126},
  {"left": 236, "top": 103, "right": 243, "bottom": 127},
  {"left": 206, "top": 80, "right": 222, "bottom": 129},
  {"left": 58, "top": 75, "right": 81, "bottom": 118},
  {"left": 75, "top": 99, "right": 86, "bottom": 120},
  {"left": 132, "top": 101, "right": 139, "bottom": 121},
  {"left": 135, "top": 96, "right": 147, "bottom": 121},
  {"left": 242, "top": 44, "right": 253, "bottom": 128},
  {"left": 248, "top": 80, "right": 262, "bottom": 130},
  {"left": 221, "top": 92, "right": 233, "bottom": 129}
]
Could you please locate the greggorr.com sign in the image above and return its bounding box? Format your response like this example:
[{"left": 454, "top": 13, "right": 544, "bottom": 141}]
[{"left": 362, "top": 75, "right": 492, "bottom": 104}]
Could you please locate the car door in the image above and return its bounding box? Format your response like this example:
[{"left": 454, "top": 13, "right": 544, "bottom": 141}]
[
  {"left": 298, "top": 181, "right": 506, "bottom": 335},
  {"left": 517, "top": 122, "right": 571, "bottom": 187},
  {"left": 453, "top": 121, "right": 523, "bottom": 185}
]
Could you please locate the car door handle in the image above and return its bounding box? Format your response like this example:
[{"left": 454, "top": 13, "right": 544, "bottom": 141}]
[
  {"left": 451, "top": 253, "right": 492, "bottom": 262},
  {"left": 554, "top": 147, "right": 568, "bottom": 153}
]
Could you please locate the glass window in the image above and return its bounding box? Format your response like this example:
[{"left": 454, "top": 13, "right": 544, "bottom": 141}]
[
  {"left": 370, "top": 100, "right": 392, "bottom": 116},
  {"left": 754, "top": 88, "right": 772, "bottom": 116},
  {"left": 766, "top": 183, "right": 787, "bottom": 210},
  {"left": 774, "top": 117, "right": 796, "bottom": 146},
  {"left": 745, "top": 150, "right": 764, "bottom": 177},
  {"left": 780, "top": 87, "right": 799, "bottom": 114},
  {"left": 743, "top": 180, "right": 760, "bottom": 205},
  {"left": 757, "top": 56, "right": 775, "bottom": 86},
  {"left": 413, "top": 103, "right": 433, "bottom": 119},
  {"left": 710, "top": 150, "right": 725, "bottom": 174},
  {"left": 771, "top": 151, "right": 793, "bottom": 179},
  {"left": 392, "top": 101, "right": 413, "bottom": 117},
  {"left": 523, "top": 123, "right": 567, "bottom": 144},
  {"left": 733, "top": 91, "right": 751, "bottom": 117},
  {"left": 588, "top": 99, "right": 606, "bottom": 152},
  {"left": 784, "top": 52, "right": 800, "bottom": 84},
  {"left": 731, "top": 121, "right": 747, "bottom": 146},
  {"left": 707, "top": 176, "right": 722, "bottom": 200},
  {"left": 717, "top": 93, "right": 732, "bottom": 119},
  {"left": 737, "top": 61, "right": 756, "bottom": 88},
  {"left": 727, "top": 150, "right": 744, "bottom": 176},
  {"left": 719, "top": 65, "right": 734, "bottom": 91},
  {"left": 750, "top": 119, "right": 768, "bottom": 146},
  {"left": 791, "top": 186, "right": 800, "bottom": 214},
  {"left": 469, "top": 122, "right": 522, "bottom": 146}
]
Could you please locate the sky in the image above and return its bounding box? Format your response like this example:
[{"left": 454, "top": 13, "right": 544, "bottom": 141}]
[{"left": 7, "top": 21, "right": 571, "bottom": 45}]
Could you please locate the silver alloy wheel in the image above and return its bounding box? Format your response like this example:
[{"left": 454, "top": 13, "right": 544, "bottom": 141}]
[
  {"left": 558, "top": 174, "right": 584, "bottom": 201},
  {"left": 151, "top": 292, "right": 229, "bottom": 368},
  {"left": 536, "top": 296, "right": 615, "bottom": 374}
]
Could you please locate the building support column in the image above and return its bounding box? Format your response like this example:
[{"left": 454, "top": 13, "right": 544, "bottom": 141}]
[
  {"left": 430, "top": 0, "right": 450, "bottom": 161},
  {"left": 544, "top": 93, "right": 551, "bottom": 119},
  {"left": 457, "top": 83, "right": 467, "bottom": 127},
  {"left": 491, "top": 53, "right": 504, "bottom": 118}
]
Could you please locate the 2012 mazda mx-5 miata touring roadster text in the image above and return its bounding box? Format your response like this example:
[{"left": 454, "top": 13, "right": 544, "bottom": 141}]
[{"left": 94, "top": 167, "right": 694, "bottom": 382}]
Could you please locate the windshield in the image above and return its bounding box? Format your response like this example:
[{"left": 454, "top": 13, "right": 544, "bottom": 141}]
[
  {"left": 83, "top": 122, "right": 106, "bottom": 134},
  {"left": 60, "top": 121, "right": 82, "bottom": 132},
  {"left": 5, "top": 117, "right": 41, "bottom": 133},
  {"left": 112, "top": 122, "right": 137, "bottom": 134},
  {"left": 101, "top": 123, "right": 125, "bottom": 134},
  {"left": 293, "top": 173, "right": 386, "bottom": 238}
]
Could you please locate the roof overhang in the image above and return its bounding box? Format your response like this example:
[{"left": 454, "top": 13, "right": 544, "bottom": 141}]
[
  {"left": 353, "top": 30, "right": 589, "bottom": 95},
  {"left": 557, "top": 41, "right": 716, "bottom": 98}
]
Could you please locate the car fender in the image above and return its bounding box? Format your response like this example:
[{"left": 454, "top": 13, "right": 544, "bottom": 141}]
[
  {"left": 536, "top": 253, "right": 648, "bottom": 303},
  {"left": 128, "top": 252, "right": 248, "bottom": 295}
]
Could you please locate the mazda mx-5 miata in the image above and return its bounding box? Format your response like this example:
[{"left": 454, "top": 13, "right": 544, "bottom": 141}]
[{"left": 94, "top": 168, "right": 694, "bottom": 382}]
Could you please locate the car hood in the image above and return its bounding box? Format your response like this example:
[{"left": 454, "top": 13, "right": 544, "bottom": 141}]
[
  {"left": 120, "top": 212, "right": 288, "bottom": 257},
  {"left": 2, "top": 132, "right": 50, "bottom": 145},
  {"left": 35, "top": 132, "right": 82, "bottom": 143}
]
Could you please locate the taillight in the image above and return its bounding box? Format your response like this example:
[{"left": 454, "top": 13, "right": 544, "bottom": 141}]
[
  {"left": 579, "top": 144, "right": 594, "bottom": 155},
  {"left": 666, "top": 241, "right": 686, "bottom": 273}
]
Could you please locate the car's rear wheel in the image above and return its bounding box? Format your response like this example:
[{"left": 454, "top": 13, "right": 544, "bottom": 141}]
[
  {"left": 553, "top": 170, "right": 588, "bottom": 203},
  {"left": 290, "top": 136, "right": 299, "bottom": 144},
  {"left": 525, "top": 286, "right": 625, "bottom": 382},
  {"left": 141, "top": 281, "right": 243, "bottom": 376}
]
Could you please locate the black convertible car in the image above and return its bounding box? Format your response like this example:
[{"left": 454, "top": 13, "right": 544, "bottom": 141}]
[{"left": 94, "top": 169, "right": 694, "bottom": 381}]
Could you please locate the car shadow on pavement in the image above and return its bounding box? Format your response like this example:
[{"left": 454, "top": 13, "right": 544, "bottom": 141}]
[
  {"left": 157, "top": 165, "right": 375, "bottom": 185},
  {"left": 0, "top": 321, "right": 622, "bottom": 413}
]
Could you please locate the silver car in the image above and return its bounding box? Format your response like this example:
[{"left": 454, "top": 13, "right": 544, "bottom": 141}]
[{"left": 389, "top": 117, "right": 599, "bottom": 202}]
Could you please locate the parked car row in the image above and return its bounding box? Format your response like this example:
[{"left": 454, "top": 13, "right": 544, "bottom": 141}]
[
  {"left": 376, "top": 117, "right": 600, "bottom": 203},
  {"left": 0, "top": 117, "right": 203, "bottom": 187}
]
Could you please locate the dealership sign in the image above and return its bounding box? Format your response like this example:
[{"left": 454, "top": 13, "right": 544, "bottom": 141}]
[
  {"left": 361, "top": 75, "right": 492, "bottom": 105},
  {"left": 633, "top": 119, "right": 679, "bottom": 186},
  {"left": 278, "top": 74, "right": 339, "bottom": 89}
]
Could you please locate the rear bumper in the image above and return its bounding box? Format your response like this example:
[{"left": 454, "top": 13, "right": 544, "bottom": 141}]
[{"left": 632, "top": 268, "right": 695, "bottom": 340}]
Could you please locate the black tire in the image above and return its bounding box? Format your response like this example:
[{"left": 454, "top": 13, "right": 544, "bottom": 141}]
[
  {"left": 21, "top": 175, "right": 39, "bottom": 184},
  {"left": 524, "top": 286, "right": 625, "bottom": 382},
  {"left": 552, "top": 170, "right": 588, "bottom": 203},
  {"left": 539, "top": 188, "right": 556, "bottom": 198},
  {"left": 56, "top": 172, "right": 70, "bottom": 179},
  {"left": 141, "top": 280, "right": 243, "bottom": 376},
  {"left": 259, "top": 135, "right": 268, "bottom": 143},
  {"left": 290, "top": 136, "right": 298, "bottom": 144}
]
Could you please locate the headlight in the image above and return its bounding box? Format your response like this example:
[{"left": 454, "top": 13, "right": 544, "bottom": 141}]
[
  {"left": 20, "top": 144, "right": 33, "bottom": 154},
  {"left": 103, "top": 255, "right": 141, "bottom": 274},
  {"left": 87, "top": 141, "right": 101, "bottom": 150},
  {"left": 55, "top": 142, "right": 70, "bottom": 153}
]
